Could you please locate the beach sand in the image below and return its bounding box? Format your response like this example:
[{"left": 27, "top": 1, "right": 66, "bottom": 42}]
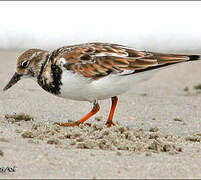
[{"left": 0, "top": 50, "right": 201, "bottom": 178}]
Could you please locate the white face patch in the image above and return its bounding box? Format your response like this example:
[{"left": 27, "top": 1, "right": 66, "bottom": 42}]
[{"left": 60, "top": 58, "right": 67, "bottom": 65}]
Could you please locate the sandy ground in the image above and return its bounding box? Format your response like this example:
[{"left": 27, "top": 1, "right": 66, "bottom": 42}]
[{"left": 0, "top": 50, "right": 201, "bottom": 179}]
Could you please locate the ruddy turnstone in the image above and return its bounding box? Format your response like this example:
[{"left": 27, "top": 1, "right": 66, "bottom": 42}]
[{"left": 3, "top": 42, "right": 200, "bottom": 127}]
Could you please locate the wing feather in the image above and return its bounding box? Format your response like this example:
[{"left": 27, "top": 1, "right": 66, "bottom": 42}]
[{"left": 53, "top": 43, "right": 192, "bottom": 79}]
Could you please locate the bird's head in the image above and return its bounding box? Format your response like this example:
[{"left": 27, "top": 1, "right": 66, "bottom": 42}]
[{"left": 3, "top": 49, "right": 49, "bottom": 91}]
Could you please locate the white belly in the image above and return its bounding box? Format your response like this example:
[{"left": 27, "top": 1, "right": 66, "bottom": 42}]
[{"left": 58, "top": 70, "right": 157, "bottom": 102}]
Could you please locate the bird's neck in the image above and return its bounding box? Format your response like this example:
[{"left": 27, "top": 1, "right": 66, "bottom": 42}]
[{"left": 37, "top": 53, "right": 63, "bottom": 95}]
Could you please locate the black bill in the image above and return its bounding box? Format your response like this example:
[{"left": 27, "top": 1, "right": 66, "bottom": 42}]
[{"left": 3, "top": 72, "right": 22, "bottom": 91}]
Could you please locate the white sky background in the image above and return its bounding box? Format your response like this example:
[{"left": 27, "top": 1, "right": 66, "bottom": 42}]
[{"left": 1, "top": 1, "right": 201, "bottom": 53}]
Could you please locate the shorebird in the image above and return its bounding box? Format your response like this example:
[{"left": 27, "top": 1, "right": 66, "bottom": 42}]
[{"left": 3, "top": 42, "right": 200, "bottom": 127}]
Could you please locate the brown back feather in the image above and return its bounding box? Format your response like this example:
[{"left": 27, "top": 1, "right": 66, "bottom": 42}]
[{"left": 52, "top": 43, "right": 196, "bottom": 79}]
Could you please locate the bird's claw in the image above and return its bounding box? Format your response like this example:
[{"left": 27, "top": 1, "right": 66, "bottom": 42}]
[{"left": 105, "top": 121, "right": 115, "bottom": 127}]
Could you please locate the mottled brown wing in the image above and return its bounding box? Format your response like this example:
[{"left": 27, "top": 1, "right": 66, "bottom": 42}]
[{"left": 58, "top": 43, "right": 191, "bottom": 79}]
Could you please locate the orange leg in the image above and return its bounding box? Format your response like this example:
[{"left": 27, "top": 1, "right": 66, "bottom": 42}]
[
  {"left": 106, "top": 96, "right": 118, "bottom": 127},
  {"left": 56, "top": 102, "right": 100, "bottom": 127}
]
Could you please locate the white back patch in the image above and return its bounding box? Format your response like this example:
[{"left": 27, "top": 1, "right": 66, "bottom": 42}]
[{"left": 95, "top": 52, "right": 128, "bottom": 57}]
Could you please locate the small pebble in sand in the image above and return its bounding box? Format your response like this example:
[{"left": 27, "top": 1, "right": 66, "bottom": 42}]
[
  {"left": 185, "top": 136, "right": 201, "bottom": 142},
  {"left": 90, "top": 152, "right": 95, "bottom": 156},
  {"left": 117, "top": 126, "right": 127, "bottom": 133},
  {"left": 149, "top": 127, "right": 159, "bottom": 132},
  {"left": 21, "top": 131, "right": 35, "bottom": 138},
  {"left": 47, "top": 138, "right": 60, "bottom": 145},
  {"left": 140, "top": 93, "right": 148, "bottom": 96},
  {"left": 0, "top": 137, "right": 9, "bottom": 143},
  {"left": 162, "top": 144, "right": 172, "bottom": 152},
  {"left": 16, "top": 129, "right": 23, "bottom": 134},
  {"left": 184, "top": 87, "right": 189, "bottom": 92},
  {"left": 69, "top": 140, "right": 76, "bottom": 145},
  {"left": 194, "top": 84, "right": 201, "bottom": 94},
  {"left": 0, "top": 149, "right": 4, "bottom": 157},
  {"left": 149, "top": 133, "right": 159, "bottom": 140},
  {"left": 28, "top": 139, "right": 39, "bottom": 144},
  {"left": 76, "top": 142, "right": 87, "bottom": 149},
  {"left": 54, "top": 126, "right": 61, "bottom": 132},
  {"left": 176, "top": 147, "right": 182, "bottom": 152},
  {"left": 57, "top": 135, "right": 65, "bottom": 140},
  {"left": 77, "top": 140, "right": 96, "bottom": 149},
  {"left": 173, "top": 118, "right": 183, "bottom": 122},
  {"left": 44, "top": 153, "right": 48, "bottom": 157},
  {"left": 145, "top": 152, "right": 152, "bottom": 156},
  {"left": 85, "top": 140, "right": 96, "bottom": 149},
  {"left": 5, "top": 113, "right": 34, "bottom": 122},
  {"left": 32, "top": 123, "right": 40, "bottom": 130},
  {"left": 92, "top": 123, "right": 104, "bottom": 130},
  {"left": 148, "top": 140, "right": 160, "bottom": 152},
  {"left": 95, "top": 116, "right": 103, "bottom": 121},
  {"left": 76, "top": 137, "right": 85, "bottom": 142},
  {"left": 71, "top": 129, "right": 82, "bottom": 138},
  {"left": 37, "top": 135, "right": 46, "bottom": 140},
  {"left": 116, "top": 151, "right": 122, "bottom": 156},
  {"left": 7, "top": 118, "right": 16, "bottom": 124},
  {"left": 194, "top": 84, "right": 201, "bottom": 90}
]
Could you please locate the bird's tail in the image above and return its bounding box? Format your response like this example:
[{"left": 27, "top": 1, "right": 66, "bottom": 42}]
[
  {"left": 133, "top": 53, "right": 201, "bottom": 73},
  {"left": 186, "top": 55, "right": 201, "bottom": 61},
  {"left": 153, "top": 53, "right": 200, "bottom": 64}
]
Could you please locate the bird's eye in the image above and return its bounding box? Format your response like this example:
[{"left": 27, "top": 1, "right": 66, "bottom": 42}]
[{"left": 21, "top": 60, "right": 29, "bottom": 68}]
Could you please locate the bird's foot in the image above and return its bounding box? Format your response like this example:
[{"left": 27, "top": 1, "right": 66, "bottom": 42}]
[{"left": 105, "top": 121, "right": 115, "bottom": 127}]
